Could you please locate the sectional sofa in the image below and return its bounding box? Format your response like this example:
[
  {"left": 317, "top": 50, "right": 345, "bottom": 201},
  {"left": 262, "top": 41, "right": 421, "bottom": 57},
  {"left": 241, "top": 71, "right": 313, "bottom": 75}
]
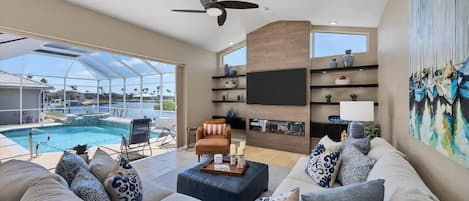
[{"left": 273, "top": 138, "right": 439, "bottom": 201}]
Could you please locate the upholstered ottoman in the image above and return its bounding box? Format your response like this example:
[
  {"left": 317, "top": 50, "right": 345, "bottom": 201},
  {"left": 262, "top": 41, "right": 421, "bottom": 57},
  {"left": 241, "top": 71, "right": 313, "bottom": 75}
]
[{"left": 177, "top": 161, "right": 269, "bottom": 201}]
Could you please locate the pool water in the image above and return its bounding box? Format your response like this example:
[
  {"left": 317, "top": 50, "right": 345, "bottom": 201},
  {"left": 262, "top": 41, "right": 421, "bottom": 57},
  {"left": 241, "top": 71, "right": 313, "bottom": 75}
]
[{"left": 1, "top": 126, "right": 160, "bottom": 153}]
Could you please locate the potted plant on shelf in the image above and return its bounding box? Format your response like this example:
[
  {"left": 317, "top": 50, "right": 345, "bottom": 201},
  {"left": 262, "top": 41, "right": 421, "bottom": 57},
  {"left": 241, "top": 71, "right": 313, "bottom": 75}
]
[
  {"left": 350, "top": 94, "right": 358, "bottom": 101},
  {"left": 72, "top": 144, "right": 89, "bottom": 163},
  {"left": 325, "top": 94, "right": 332, "bottom": 103}
]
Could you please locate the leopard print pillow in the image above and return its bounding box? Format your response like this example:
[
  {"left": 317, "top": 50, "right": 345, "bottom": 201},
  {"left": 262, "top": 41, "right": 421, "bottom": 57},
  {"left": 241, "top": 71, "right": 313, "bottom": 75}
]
[{"left": 104, "top": 158, "right": 143, "bottom": 201}]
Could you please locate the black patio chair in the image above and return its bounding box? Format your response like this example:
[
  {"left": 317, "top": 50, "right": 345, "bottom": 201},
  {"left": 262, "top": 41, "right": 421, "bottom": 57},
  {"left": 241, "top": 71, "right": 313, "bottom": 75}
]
[{"left": 120, "top": 118, "right": 152, "bottom": 160}]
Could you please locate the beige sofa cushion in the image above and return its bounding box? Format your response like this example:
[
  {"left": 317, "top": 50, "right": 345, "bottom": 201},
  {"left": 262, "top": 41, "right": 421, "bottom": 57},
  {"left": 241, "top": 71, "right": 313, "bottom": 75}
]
[
  {"left": 272, "top": 178, "right": 324, "bottom": 198},
  {"left": 0, "top": 160, "right": 66, "bottom": 201},
  {"left": 367, "top": 152, "right": 439, "bottom": 201},
  {"left": 285, "top": 157, "right": 313, "bottom": 184},
  {"left": 20, "top": 178, "right": 82, "bottom": 201},
  {"left": 89, "top": 148, "right": 115, "bottom": 183}
]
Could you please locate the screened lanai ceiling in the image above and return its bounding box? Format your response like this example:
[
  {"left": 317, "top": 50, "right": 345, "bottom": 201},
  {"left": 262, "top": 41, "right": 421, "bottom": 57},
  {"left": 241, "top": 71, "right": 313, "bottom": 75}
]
[{"left": 0, "top": 33, "right": 175, "bottom": 80}]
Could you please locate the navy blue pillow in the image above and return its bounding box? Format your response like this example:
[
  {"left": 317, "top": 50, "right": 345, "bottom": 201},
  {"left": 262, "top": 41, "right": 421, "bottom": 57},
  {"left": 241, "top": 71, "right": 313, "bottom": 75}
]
[
  {"left": 55, "top": 151, "right": 88, "bottom": 184},
  {"left": 70, "top": 167, "right": 111, "bottom": 201}
]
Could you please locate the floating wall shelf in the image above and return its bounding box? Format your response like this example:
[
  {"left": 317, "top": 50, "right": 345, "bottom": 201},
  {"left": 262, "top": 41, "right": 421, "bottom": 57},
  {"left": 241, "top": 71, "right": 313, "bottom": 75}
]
[
  {"left": 310, "top": 65, "right": 378, "bottom": 73},
  {"left": 310, "top": 84, "right": 379, "bottom": 89},
  {"left": 212, "top": 100, "right": 245, "bottom": 103},
  {"left": 212, "top": 74, "right": 246, "bottom": 79},
  {"left": 310, "top": 102, "right": 379, "bottom": 106},
  {"left": 212, "top": 88, "right": 246, "bottom": 91}
]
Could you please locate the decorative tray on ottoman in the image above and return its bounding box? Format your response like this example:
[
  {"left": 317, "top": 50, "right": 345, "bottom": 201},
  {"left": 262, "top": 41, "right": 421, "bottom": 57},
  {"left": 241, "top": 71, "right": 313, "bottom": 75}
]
[{"left": 200, "top": 159, "right": 249, "bottom": 177}]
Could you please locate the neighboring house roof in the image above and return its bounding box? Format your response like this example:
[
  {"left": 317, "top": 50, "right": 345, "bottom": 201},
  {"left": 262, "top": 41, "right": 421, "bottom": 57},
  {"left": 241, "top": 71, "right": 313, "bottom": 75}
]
[{"left": 0, "top": 71, "right": 53, "bottom": 89}]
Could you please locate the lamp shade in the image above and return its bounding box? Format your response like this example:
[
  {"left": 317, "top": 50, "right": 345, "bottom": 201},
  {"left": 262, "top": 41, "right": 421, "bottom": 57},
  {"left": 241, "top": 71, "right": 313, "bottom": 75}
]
[{"left": 340, "top": 101, "right": 374, "bottom": 121}]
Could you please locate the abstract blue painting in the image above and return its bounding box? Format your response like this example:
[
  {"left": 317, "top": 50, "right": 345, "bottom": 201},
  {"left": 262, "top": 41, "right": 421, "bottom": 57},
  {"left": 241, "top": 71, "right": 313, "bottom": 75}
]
[{"left": 409, "top": 0, "right": 469, "bottom": 168}]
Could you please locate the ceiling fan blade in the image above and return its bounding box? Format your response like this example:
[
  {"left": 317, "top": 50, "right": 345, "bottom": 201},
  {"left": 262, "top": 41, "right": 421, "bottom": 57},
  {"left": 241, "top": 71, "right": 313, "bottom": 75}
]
[
  {"left": 200, "top": 0, "right": 212, "bottom": 7},
  {"left": 217, "top": 8, "right": 227, "bottom": 26},
  {"left": 217, "top": 1, "right": 259, "bottom": 9},
  {"left": 171, "top": 9, "right": 206, "bottom": 13}
]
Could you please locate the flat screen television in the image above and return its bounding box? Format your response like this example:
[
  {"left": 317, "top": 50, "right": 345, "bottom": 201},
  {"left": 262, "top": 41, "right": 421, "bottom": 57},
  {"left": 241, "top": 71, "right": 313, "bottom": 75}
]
[{"left": 247, "top": 68, "right": 306, "bottom": 106}]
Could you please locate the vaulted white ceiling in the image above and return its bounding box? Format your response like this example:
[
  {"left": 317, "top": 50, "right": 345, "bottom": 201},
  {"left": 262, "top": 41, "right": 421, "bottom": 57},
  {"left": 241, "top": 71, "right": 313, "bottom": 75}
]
[{"left": 66, "top": 0, "right": 388, "bottom": 52}]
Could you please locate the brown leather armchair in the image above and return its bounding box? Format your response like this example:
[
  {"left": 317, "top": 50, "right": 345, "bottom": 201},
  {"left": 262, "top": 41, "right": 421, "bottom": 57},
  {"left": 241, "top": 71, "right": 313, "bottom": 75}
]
[{"left": 195, "top": 119, "right": 232, "bottom": 162}]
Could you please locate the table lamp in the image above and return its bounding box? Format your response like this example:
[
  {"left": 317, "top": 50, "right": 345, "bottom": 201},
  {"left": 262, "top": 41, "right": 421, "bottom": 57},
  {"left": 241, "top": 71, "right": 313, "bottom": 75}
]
[{"left": 340, "top": 101, "right": 374, "bottom": 138}]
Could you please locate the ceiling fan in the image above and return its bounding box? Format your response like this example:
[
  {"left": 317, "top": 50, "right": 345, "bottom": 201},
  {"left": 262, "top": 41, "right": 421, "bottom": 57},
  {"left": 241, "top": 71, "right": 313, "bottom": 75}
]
[{"left": 172, "top": 0, "right": 259, "bottom": 26}]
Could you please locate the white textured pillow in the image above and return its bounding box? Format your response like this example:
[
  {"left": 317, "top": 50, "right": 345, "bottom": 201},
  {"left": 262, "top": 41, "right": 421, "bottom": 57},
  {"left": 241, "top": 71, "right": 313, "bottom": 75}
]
[
  {"left": 318, "top": 135, "right": 342, "bottom": 152},
  {"left": 20, "top": 178, "right": 82, "bottom": 201},
  {"left": 89, "top": 148, "right": 116, "bottom": 182}
]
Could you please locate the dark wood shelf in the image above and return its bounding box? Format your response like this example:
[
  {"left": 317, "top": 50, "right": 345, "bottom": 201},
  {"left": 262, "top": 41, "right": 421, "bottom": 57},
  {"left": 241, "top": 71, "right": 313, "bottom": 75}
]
[
  {"left": 212, "top": 100, "right": 245, "bottom": 103},
  {"left": 310, "top": 65, "right": 378, "bottom": 73},
  {"left": 212, "top": 74, "right": 247, "bottom": 79},
  {"left": 212, "top": 88, "right": 246, "bottom": 91},
  {"left": 212, "top": 115, "right": 246, "bottom": 130},
  {"left": 310, "top": 84, "right": 379, "bottom": 89},
  {"left": 311, "top": 121, "right": 348, "bottom": 125},
  {"left": 310, "top": 102, "right": 379, "bottom": 106}
]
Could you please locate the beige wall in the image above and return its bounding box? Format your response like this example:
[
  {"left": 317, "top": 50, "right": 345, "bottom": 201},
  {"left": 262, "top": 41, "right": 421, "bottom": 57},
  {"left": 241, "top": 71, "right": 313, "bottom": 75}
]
[
  {"left": 0, "top": 0, "right": 217, "bottom": 143},
  {"left": 378, "top": 0, "right": 469, "bottom": 201}
]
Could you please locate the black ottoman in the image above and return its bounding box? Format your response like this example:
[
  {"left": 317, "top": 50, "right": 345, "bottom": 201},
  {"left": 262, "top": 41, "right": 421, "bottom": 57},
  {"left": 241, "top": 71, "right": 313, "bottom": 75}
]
[{"left": 177, "top": 161, "right": 269, "bottom": 201}]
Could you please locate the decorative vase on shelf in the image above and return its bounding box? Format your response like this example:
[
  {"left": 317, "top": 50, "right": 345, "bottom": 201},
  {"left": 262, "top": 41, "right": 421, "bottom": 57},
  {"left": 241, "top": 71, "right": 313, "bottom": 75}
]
[
  {"left": 343, "top": 50, "right": 355, "bottom": 67},
  {"left": 224, "top": 64, "right": 230, "bottom": 76},
  {"left": 329, "top": 58, "right": 338, "bottom": 68},
  {"left": 224, "top": 79, "right": 238, "bottom": 88}
]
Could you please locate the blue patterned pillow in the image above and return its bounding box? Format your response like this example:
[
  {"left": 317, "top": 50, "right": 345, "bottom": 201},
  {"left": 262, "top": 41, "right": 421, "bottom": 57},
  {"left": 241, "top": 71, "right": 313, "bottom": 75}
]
[
  {"left": 104, "top": 158, "right": 143, "bottom": 201},
  {"left": 55, "top": 151, "right": 88, "bottom": 184},
  {"left": 70, "top": 167, "right": 111, "bottom": 201},
  {"left": 305, "top": 144, "right": 341, "bottom": 188}
]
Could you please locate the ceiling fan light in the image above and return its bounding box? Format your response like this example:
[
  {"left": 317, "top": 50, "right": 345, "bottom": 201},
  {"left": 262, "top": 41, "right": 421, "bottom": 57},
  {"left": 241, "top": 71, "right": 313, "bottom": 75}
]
[{"left": 206, "top": 7, "right": 223, "bottom": 16}]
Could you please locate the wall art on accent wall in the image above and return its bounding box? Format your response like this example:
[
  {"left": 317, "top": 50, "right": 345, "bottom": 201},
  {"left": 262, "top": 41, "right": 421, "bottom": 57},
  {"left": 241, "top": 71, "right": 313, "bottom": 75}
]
[{"left": 409, "top": 0, "right": 469, "bottom": 168}]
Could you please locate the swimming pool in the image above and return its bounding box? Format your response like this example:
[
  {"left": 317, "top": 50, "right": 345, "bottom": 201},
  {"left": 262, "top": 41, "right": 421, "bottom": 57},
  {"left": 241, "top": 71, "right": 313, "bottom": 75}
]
[{"left": 1, "top": 125, "right": 160, "bottom": 153}]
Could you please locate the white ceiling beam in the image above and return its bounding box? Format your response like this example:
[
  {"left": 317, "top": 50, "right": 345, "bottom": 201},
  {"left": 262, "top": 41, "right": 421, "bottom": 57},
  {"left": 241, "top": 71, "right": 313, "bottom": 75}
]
[{"left": 140, "top": 59, "right": 162, "bottom": 74}]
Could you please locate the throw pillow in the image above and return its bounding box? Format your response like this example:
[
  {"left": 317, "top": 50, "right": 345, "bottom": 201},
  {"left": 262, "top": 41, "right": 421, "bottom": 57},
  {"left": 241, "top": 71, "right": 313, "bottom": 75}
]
[
  {"left": 318, "top": 135, "right": 342, "bottom": 152},
  {"left": 256, "top": 187, "right": 299, "bottom": 201},
  {"left": 71, "top": 167, "right": 111, "bottom": 201},
  {"left": 89, "top": 148, "right": 116, "bottom": 183},
  {"left": 305, "top": 144, "right": 341, "bottom": 188},
  {"left": 337, "top": 145, "right": 376, "bottom": 185},
  {"left": 21, "top": 178, "right": 83, "bottom": 201},
  {"left": 203, "top": 123, "right": 226, "bottom": 136},
  {"left": 55, "top": 151, "right": 88, "bottom": 184},
  {"left": 0, "top": 160, "right": 67, "bottom": 201},
  {"left": 104, "top": 158, "right": 143, "bottom": 201},
  {"left": 301, "top": 179, "right": 385, "bottom": 201},
  {"left": 342, "top": 136, "right": 371, "bottom": 155}
]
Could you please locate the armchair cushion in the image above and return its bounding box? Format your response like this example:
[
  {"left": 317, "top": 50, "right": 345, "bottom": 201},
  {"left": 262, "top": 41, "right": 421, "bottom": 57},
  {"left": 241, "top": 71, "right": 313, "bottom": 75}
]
[
  {"left": 195, "top": 138, "right": 230, "bottom": 154},
  {"left": 204, "top": 119, "right": 226, "bottom": 124}
]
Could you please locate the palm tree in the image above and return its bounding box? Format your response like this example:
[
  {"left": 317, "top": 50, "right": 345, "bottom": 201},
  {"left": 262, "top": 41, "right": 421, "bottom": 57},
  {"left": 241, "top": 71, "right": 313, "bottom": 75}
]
[{"left": 40, "top": 78, "right": 48, "bottom": 83}]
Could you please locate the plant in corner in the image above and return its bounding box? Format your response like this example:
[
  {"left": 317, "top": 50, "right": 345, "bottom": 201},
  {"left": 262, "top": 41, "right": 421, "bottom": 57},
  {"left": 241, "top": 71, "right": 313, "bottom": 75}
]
[
  {"left": 364, "top": 122, "right": 381, "bottom": 139},
  {"left": 325, "top": 94, "right": 332, "bottom": 103},
  {"left": 350, "top": 94, "right": 358, "bottom": 101},
  {"left": 72, "top": 144, "right": 89, "bottom": 163}
]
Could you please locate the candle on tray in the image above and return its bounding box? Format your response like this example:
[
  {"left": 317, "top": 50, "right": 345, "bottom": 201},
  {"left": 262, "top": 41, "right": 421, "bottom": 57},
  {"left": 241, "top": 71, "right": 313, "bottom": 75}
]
[
  {"left": 230, "top": 144, "right": 236, "bottom": 156},
  {"left": 237, "top": 146, "right": 244, "bottom": 156},
  {"left": 239, "top": 141, "right": 246, "bottom": 149}
]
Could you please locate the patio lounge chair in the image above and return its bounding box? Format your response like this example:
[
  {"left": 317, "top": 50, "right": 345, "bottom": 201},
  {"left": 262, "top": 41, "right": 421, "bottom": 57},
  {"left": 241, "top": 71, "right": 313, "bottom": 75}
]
[
  {"left": 156, "top": 124, "right": 176, "bottom": 145},
  {"left": 121, "top": 118, "right": 153, "bottom": 160}
]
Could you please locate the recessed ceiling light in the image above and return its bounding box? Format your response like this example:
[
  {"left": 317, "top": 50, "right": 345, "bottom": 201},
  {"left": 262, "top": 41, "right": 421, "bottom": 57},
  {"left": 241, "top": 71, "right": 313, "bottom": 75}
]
[
  {"left": 229, "top": 42, "right": 234, "bottom": 46},
  {"left": 329, "top": 20, "right": 337, "bottom": 25}
]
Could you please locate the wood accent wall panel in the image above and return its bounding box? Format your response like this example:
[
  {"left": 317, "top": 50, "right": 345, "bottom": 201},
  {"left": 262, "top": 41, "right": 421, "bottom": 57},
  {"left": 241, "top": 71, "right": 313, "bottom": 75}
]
[{"left": 246, "top": 21, "right": 311, "bottom": 154}]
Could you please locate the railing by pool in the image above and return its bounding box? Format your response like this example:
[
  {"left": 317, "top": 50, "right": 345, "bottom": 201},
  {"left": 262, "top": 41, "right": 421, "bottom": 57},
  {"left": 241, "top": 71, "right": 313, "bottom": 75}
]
[{"left": 29, "top": 128, "right": 51, "bottom": 160}]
